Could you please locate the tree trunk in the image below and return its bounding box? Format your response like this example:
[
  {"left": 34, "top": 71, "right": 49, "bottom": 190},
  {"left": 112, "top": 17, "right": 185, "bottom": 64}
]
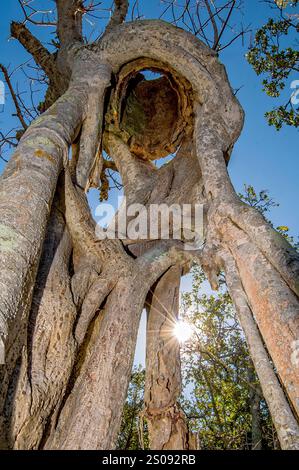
[
  {"left": 195, "top": 104, "right": 299, "bottom": 434},
  {"left": 0, "top": 11, "right": 298, "bottom": 451},
  {"left": 144, "top": 266, "right": 196, "bottom": 450},
  {"left": 0, "top": 54, "right": 111, "bottom": 439},
  {"left": 223, "top": 252, "right": 299, "bottom": 450}
]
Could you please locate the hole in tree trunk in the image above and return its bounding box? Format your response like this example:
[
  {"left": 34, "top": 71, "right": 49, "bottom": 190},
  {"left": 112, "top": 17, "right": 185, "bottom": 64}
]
[{"left": 105, "top": 58, "right": 193, "bottom": 162}]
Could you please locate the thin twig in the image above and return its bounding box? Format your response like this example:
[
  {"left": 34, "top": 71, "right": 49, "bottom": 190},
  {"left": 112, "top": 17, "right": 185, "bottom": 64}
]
[{"left": 0, "top": 64, "right": 27, "bottom": 129}]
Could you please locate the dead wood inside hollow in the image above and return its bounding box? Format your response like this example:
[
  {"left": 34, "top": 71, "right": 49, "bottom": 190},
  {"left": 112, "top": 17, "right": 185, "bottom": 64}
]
[{"left": 105, "top": 58, "right": 194, "bottom": 161}]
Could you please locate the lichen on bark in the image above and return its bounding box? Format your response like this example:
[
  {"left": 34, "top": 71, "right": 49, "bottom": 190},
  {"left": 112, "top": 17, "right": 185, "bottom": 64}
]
[{"left": 0, "top": 3, "right": 298, "bottom": 452}]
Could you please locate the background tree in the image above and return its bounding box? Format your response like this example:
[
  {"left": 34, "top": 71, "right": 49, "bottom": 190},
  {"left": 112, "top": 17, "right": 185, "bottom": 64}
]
[
  {"left": 117, "top": 366, "right": 148, "bottom": 450},
  {"left": 247, "top": 0, "right": 299, "bottom": 129},
  {"left": 181, "top": 266, "right": 277, "bottom": 450},
  {"left": 0, "top": 0, "right": 298, "bottom": 451}
]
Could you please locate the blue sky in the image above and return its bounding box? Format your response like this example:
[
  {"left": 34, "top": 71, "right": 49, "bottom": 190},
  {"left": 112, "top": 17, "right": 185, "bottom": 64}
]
[{"left": 0, "top": 1, "right": 298, "bottom": 364}]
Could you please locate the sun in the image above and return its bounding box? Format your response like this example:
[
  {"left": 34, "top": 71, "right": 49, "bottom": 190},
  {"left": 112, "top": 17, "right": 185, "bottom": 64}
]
[{"left": 173, "top": 320, "right": 193, "bottom": 343}]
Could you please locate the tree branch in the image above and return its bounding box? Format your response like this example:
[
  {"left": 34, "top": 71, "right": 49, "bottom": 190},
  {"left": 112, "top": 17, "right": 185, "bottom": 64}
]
[
  {"left": 10, "top": 21, "right": 57, "bottom": 79},
  {"left": 137, "top": 241, "right": 196, "bottom": 287},
  {"left": 204, "top": 0, "right": 219, "bottom": 50},
  {"left": 214, "top": 0, "right": 236, "bottom": 50},
  {"left": 17, "top": 0, "right": 56, "bottom": 27},
  {"left": 104, "top": 133, "right": 156, "bottom": 196},
  {"left": 105, "top": 0, "right": 129, "bottom": 34},
  {"left": 55, "top": 0, "right": 84, "bottom": 48},
  {"left": 0, "top": 64, "right": 27, "bottom": 129}
]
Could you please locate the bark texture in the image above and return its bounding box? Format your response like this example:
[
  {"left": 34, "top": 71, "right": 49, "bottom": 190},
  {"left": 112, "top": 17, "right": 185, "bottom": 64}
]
[
  {"left": 0, "top": 6, "right": 298, "bottom": 451},
  {"left": 144, "top": 266, "right": 196, "bottom": 450}
]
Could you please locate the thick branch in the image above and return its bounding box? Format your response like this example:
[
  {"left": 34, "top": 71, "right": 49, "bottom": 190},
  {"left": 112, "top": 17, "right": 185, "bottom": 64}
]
[
  {"left": 65, "top": 168, "right": 124, "bottom": 263},
  {"left": 10, "top": 22, "right": 57, "bottom": 79},
  {"left": 0, "top": 53, "right": 100, "bottom": 403},
  {"left": 76, "top": 63, "right": 112, "bottom": 190},
  {"left": 55, "top": 0, "right": 83, "bottom": 48},
  {"left": 104, "top": 133, "right": 156, "bottom": 197},
  {"left": 137, "top": 241, "right": 195, "bottom": 288},
  {"left": 195, "top": 112, "right": 299, "bottom": 298},
  {"left": 105, "top": 0, "right": 129, "bottom": 34}
]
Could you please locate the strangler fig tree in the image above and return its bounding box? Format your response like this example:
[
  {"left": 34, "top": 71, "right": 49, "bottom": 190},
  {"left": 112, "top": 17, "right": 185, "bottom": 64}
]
[{"left": 0, "top": 0, "right": 298, "bottom": 450}]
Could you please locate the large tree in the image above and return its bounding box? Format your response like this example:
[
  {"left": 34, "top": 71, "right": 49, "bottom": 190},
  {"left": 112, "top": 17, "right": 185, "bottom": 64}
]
[{"left": 0, "top": 0, "right": 298, "bottom": 450}]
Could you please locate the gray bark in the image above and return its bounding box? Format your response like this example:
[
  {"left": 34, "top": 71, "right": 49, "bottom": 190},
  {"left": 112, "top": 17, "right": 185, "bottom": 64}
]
[
  {"left": 144, "top": 266, "right": 196, "bottom": 450},
  {"left": 0, "top": 12, "right": 298, "bottom": 451},
  {"left": 223, "top": 251, "right": 299, "bottom": 450}
]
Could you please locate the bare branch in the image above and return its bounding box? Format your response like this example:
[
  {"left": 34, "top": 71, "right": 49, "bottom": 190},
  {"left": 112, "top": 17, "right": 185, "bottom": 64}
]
[
  {"left": 159, "top": 0, "right": 249, "bottom": 53},
  {"left": 218, "top": 26, "right": 249, "bottom": 51},
  {"left": 10, "top": 21, "right": 57, "bottom": 79},
  {"left": 131, "top": 0, "right": 143, "bottom": 20},
  {"left": 0, "top": 64, "right": 27, "bottom": 129},
  {"left": 17, "top": 0, "right": 56, "bottom": 27},
  {"left": 204, "top": 0, "right": 219, "bottom": 49},
  {"left": 0, "top": 130, "right": 18, "bottom": 162},
  {"left": 214, "top": 0, "right": 236, "bottom": 50}
]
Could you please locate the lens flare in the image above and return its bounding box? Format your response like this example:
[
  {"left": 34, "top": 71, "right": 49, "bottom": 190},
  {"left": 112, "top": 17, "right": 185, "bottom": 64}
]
[{"left": 174, "top": 321, "right": 193, "bottom": 343}]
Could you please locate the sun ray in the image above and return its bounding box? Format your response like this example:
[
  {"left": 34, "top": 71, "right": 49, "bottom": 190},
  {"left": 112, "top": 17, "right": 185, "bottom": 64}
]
[{"left": 173, "top": 320, "right": 193, "bottom": 344}]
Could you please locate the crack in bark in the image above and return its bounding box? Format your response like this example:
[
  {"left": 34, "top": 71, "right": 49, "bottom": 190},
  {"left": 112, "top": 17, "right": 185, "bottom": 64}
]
[{"left": 0, "top": 15, "right": 298, "bottom": 451}]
